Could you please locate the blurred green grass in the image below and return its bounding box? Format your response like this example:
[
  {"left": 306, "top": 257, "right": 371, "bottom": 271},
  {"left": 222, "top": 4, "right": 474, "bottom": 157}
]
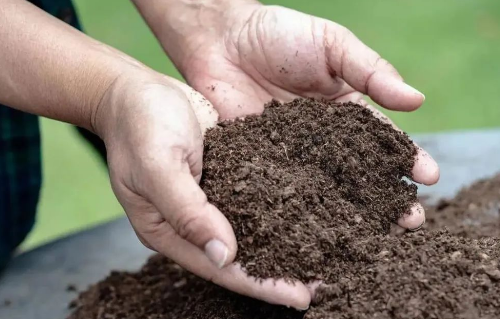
[{"left": 22, "top": 0, "right": 500, "bottom": 249}]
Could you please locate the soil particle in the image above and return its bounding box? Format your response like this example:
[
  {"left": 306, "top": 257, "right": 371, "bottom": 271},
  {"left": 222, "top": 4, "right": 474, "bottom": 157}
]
[
  {"left": 67, "top": 99, "right": 500, "bottom": 319},
  {"left": 66, "top": 284, "right": 78, "bottom": 292}
]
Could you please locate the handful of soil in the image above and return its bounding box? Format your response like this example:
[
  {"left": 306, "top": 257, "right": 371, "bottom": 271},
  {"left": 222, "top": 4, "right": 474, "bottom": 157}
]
[
  {"left": 68, "top": 99, "right": 500, "bottom": 319},
  {"left": 201, "top": 99, "right": 418, "bottom": 283}
]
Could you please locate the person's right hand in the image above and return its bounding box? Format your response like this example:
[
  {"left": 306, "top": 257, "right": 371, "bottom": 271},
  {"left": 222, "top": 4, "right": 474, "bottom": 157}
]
[{"left": 94, "top": 71, "right": 315, "bottom": 309}]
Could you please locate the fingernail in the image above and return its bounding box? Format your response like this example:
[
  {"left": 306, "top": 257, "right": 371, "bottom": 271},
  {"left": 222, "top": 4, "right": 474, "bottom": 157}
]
[
  {"left": 403, "top": 82, "right": 425, "bottom": 100},
  {"left": 295, "top": 305, "right": 310, "bottom": 311},
  {"left": 204, "top": 239, "right": 228, "bottom": 269},
  {"left": 408, "top": 216, "right": 426, "bottom": 232}
]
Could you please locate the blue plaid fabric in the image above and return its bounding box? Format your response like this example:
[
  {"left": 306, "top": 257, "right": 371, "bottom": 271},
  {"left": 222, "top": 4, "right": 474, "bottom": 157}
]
[{"left": 0, "top": 0, "right": 82, "bottom": 271}]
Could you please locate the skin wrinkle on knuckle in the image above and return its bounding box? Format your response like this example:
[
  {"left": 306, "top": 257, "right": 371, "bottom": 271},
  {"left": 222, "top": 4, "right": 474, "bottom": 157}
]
[
  {"left": 131, "top": 212, "right": 165, "bottom": 235},
  {"left": 175, "top": 210, "right": 206, "bottom": 243},
  {"left": 334, "top": 25, "right": 357, "bottom": 79},
  {"left": 338, "top": 37, "right": 349, "bottom": 81},
  {"left": 188, "top": 153, "right": 203, "bottom": 178},
  {"left": 169, "top": 144, "right": 194, "bottom": 164},
  {"left": 363, "top": 56, "right": 382, "bottom": 96},
  {"left": 323, "top": 22, "right": 339, "bottom": 79}
]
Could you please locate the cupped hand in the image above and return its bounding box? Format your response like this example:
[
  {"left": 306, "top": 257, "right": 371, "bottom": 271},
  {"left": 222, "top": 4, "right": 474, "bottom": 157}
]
[
  {"left": 95, "top": 71, "right": 314, "bottom": 309},
  {"left": 174, "top": 3, "right": 439, "bottom": 230}
]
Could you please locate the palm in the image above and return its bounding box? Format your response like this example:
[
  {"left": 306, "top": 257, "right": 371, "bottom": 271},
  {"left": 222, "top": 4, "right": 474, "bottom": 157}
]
[{"left": 182, "top": 6, "right": 378, "bottom": 119}]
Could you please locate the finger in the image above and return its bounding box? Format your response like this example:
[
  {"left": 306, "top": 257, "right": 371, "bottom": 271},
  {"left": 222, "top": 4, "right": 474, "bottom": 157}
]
[
  {"left": 306, "top": 280, "right": 323, "bottom": 302},
  {"left": 131, "top": 214, "right": 312, "bottom": 310},
  {"left": 221, "top": 264, "right": 312, "bottom": 310},
  {"left": 362, "top": 104, "right": 440, "bottom": 185},
  {"left": 413, "top": 147, "right": 440, "bottom": 186},
  {"left": 398, "top": 203, "right": 426, "bottom": 231},
  {"left": 128, "top": 83, "right": 235, "bottom": 268},
  {"left": 134, "top": 229, "right": 157, "bottom": 252},
  {"left": 147, "top": 166, "right": 238, "bottom": 268},
  {"left": 324, "top": 22, "right": 425, "bottom": 111}
]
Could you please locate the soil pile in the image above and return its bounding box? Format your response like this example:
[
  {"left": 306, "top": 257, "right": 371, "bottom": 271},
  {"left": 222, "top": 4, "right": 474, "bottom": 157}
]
[
  {"left": 68, "top": 100, "right": 500, "bottom": 319},
  {"left": 308, "top": 231, "right": 500, "bottom": 319},
  {"left": 68, "top": 231, "right": 500, "bottom": 319},
  {"left": 424, "top": 174, "right": 500, "bottom": 238}
]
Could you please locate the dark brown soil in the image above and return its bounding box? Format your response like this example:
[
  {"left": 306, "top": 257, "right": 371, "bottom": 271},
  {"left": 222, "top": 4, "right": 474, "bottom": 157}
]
[
  {"left": 68, "top": 99, "right": 500, "bottom": 319},
  {"left": 308, "top": 231, "right": 500, "bottom": 319},
  {"left": 202, "top": 99, "right": 417, "bottom": 282},
  {"left": 424, "top": 174, "right": 500, "bottom": 239},
  {"left": 67, "top": 255, "right": 304, "bottom": 319}
]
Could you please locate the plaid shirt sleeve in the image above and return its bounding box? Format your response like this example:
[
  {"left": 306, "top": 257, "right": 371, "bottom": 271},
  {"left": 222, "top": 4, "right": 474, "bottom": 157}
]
[
  {"left": 0, "top": 107, "right": 42, "bottom": 271},
  {"left": 0, "top": 0, "right": 82, "bottom": 271}
]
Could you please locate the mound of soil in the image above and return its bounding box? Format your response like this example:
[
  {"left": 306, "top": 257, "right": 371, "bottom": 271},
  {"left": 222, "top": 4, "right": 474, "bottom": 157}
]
[
  {"left": 68, "top": 231, "right": 500, "bottom": 319},
  {"left": 424, "top": 174, "right": 500, "bottom": 239},
  {"left": 202, "top": 99, "right": 417, "bottom": 282},
  {"left": 68, "top": 99, "right": 500, "bottom": 319}
]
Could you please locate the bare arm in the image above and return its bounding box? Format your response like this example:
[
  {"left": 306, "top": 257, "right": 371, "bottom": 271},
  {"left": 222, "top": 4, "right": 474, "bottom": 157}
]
[{"left": 0, "top": 0, "right": 142, "bottom": 134}]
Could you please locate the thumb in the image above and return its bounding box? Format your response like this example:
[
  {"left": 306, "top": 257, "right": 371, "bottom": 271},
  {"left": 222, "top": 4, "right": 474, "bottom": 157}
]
[
  {"left": 324, "top": 22, "right": 425, "bottom": 111},
  {"left": 147, "top": 157, "right": 237, "bottom": 269}
]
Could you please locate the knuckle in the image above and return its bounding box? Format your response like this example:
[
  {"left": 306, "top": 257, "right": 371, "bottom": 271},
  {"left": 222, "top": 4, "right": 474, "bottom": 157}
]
[
  {"left": 137, "top": 235, "right": 156, "bottom": 251},
  {"left": 175, "top": 210, "right": 205, "bottom": 242},
  {"left": 374, "top": 57, "right": 401, "bottom": 79}
]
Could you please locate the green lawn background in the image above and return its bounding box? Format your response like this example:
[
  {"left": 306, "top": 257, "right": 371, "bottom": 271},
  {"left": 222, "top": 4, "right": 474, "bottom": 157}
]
[{"left": 22, "top": 0, "right": 500, "bottom": 249}]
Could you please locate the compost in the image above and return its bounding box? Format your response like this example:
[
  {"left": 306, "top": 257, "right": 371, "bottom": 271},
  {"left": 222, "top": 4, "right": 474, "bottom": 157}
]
[{"left": 68, "top": 99, "right": 500, "bottom": 319}]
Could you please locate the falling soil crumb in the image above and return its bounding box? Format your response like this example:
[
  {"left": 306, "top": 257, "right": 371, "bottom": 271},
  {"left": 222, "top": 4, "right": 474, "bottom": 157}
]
[
  {"left": 67, "top": 99, "right": 500, "bottom": 319},
  {"left": 68, "top": 300, "right": 79, "bottom": 310},
  {"left": 66, "top": 284, "right": 78, "bottom": 293},
  {"left": 2, "top": 299, "right": 11, "bottom": 307}
]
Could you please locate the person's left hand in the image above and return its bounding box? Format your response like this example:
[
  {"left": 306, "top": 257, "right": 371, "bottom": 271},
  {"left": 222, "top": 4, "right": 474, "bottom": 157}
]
[{"left": 163, "top": 2, "right": 439, "bottom": 230}]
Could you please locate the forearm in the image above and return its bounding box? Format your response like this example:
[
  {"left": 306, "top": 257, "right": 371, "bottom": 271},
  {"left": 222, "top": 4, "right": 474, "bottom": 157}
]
[
  {"left": 0, "top": 0, "right": 146, "bottom": 134},
  {"left": 131, "top": 0, "right": 260, "bottom": 69}
]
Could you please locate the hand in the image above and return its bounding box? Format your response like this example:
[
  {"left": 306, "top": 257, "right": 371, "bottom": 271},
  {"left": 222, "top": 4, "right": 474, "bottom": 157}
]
[
  {"left": 95, "top": 71, "right": 314, "bottom": 309},
  {"left": 132, "top": 0, "right": 439, "bottom": 308},
  {"left": 160, "top": 2, "right": 440, "bottom": 229}
]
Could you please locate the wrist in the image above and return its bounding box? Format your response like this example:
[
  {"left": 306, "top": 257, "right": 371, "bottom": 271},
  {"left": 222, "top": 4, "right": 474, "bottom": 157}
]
[
  {"left": 132, "top": 0, "right": 262, "bottom": 70},
  {"left": 92, "top": 66, "right": 183, "bottom": 144}
]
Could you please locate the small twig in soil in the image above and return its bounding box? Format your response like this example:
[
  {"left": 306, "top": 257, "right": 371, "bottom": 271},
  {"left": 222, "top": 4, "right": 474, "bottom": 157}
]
[{"left": 280, "top": 142, "right": 289, "bottom": 160}]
